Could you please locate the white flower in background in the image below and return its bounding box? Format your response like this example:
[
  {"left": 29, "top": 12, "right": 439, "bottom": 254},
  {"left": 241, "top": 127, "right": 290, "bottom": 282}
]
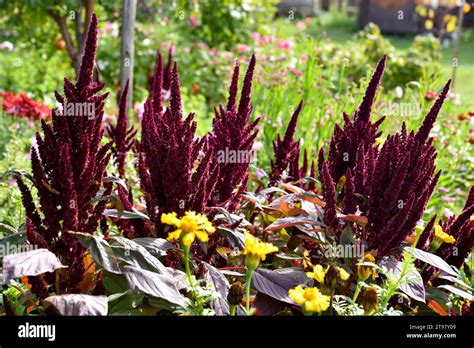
[
  {"left": 0, "top": 41, "right": 14, "bottom": 50},
  {"left": 395, "top": 86, "right": 403, "bottom": 99}
]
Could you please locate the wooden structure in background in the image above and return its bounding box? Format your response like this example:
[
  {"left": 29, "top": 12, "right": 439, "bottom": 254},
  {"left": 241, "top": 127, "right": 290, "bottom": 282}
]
[{"left": 358, "top": 0, "right": 418, "bottom": 33}]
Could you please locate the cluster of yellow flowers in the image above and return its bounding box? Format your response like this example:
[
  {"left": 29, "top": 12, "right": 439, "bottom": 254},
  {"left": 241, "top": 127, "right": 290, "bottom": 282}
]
[
  {"left": 416, "top": 3, "right": 471, "bottom": 33},
  {"left": 288, "top": 285, "right": 331, "bottom": 314},
  {"left": 162, "top": 211, "right": 216, "bottom": 247}
]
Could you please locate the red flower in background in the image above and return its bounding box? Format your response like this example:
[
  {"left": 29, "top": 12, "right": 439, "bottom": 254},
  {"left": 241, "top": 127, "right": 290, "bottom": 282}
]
[{"left": 0, "top": 91, "right": 51, "bottom": 120}]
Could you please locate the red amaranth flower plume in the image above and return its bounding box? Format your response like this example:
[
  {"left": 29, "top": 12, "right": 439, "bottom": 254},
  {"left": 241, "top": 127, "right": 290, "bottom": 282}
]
[
  {"left": 106, "top": 80, "right": 137, "bottom": 178},
  {"left": 320, "top": 55, "right": 452, "bottom": 256},
  {"left": 15, "top": 13, "right": 111, "bottom": 294},
  {"left": 326, "top": 55, "right": 386, "bottom": 186},
  {"left": 269, "top": 101, "right": 315, "bottom": 190},
  {"left": 139, "top": 51, "right": 218, "bottom": 237},
  {"left": 208, "top": 55, "right": 260, "bottom": 211}
]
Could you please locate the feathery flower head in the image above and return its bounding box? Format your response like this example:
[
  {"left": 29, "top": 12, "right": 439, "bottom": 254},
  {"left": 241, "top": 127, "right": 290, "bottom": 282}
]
[
  {"left": 241, "top": 231, "right": 278, "bottom": 270},
  {"left": 162, "top": 211, "right": 215, "bottom": 247},
  {"left": 288, "top": 285, "right": 330, "bottom": 314}
]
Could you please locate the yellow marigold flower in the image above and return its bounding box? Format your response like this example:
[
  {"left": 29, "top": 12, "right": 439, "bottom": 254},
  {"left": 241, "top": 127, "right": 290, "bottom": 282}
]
[
  {"left": 307, "top": 265, "right": 350, "bottom": 283},
  {"left": 357, "top": 253, "right": 377, "bottom": 281},
  {"left": 338, "top": 267, "right": 350, "bottom": 281},
  {"left": 416, "top": 5, "right": 427, "bottom": 17},
  {"left": 425, "top": 19, "right": 434, "bottom": 30},
  {"left": 241, "top": 231, "right": 278, "bottom": 270},
  {"left": 434, "top": 224, "right": 456, "bottom": 244},
  {"left": 288, "top": 286, "right": 330, "bottom": 314},
  {"left": 307, "top": 265, "right": 328, "bottom": 283},
  {"left": 464, "top": 3, "right": 471, "bottom": 13},
  {"left": 446, "top": 17, "right": 457, "bottom": 33},
  {"left": 428, "top": 8, "right": 435, "bottom": 19},
  {"left": 161, "top": 211, "right": 215, "bottom": 247}
]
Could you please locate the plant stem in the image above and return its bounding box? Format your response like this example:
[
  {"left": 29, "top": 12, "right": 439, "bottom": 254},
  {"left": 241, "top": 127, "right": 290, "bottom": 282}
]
[
  {"left": 245, "top": 268, "right": 254, "bottom": 315},
  {"left": 353, "top": 281, "right": 362, "bottom": 302},
  {"left": 229, "top": 304, "right": 236, "bottom": 316},
  {"left": 183, "top": 245, "right": 192, "bottom": 286}
]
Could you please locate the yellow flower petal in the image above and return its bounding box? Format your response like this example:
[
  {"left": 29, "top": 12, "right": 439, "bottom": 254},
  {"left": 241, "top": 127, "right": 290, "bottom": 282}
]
[
  {"left": 337, "top": 267, "right": 350, "bottom": 281},
  {"left": 166, "top": 229, "right": 182, "bottom": 241},
  {"left": 161, "top": 212, "right": 180, "bottom": 226},
  {"left": 425, "top": 19, "right": 434, "bottom": 30},
  {"left": 182, "top": 232, "right": 196, "bottom": 247}
]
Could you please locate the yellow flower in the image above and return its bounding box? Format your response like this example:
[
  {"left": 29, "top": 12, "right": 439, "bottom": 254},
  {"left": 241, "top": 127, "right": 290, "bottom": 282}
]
[
  {"left": 464, "top": 3, "right": 471, "bottom": 13},
  {"left": 425, "top": 19, "right": 434, "bottom": 30},
  {"left": 161, "top": 211, "right": 215, "bottom": 248},
  {"left": 428, "top": 9, "right": 435, "bottom": 19},
  {"left": 307, "top": 265, "right": 350, "bottom": 283},
  {"left": 307, "top": 265, "right": 328, "bottom": 283},
  {"left": 289, "top": 286, "right": 330, "bottom": 314},
  {"left": 338, "top": 267, "right": 350, "bottom": 281},
  {"left": 357, "top": 253, "right": 377, "bottom": 281},
  {"left": 446, "top": 17, "right": 457, "bottom": 33},
  {"left": 416, "top": 5, "right": 427, "bottom": 17},
  {"left": 433, "top": 224, "right": 456, "bottom": 244},
  {"left": 241, "top": 231, "right": 278, "bottom": 270}
]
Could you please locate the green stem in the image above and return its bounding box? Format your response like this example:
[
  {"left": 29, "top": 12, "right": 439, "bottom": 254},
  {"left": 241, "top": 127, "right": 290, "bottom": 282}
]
[
  {"left": 229, "top": 304, "right": 236, "bottom": 316},
  {"left": 183, "top": 245, "right": 192, "bottom": 286},
  {"left": 353, "top": 281, "right": 362, "bottom": 302},
  {"left": 245, "top": 268, "right": 254, "bottom": 316}
]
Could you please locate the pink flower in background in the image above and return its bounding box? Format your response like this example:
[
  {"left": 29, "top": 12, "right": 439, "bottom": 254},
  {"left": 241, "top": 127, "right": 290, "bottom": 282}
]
[
  {"left": 257, "top": 75, "right": 265, "bottom": 84},
  {"left": 224, "top": 51, "right": 233, "bottom": 59},
  {"left": 184, "top": 47, "right": 191, "bottom": 54},
  {"left": 237, "top": 44, "right": 250, "bottom": 53},
  {"left": 305, "top": 17, "right": 313, "bottom": 24},
  {"left": 271, "top": 72, "right": 282, "bottom": 79},
  {"left": 277, "top": 40, "right": 292, "bottom": 50},
  {"left": 8, "top": 177, "right": 16, "bottom": 186},
  {"left": 0, "top": 41, "right": 14, "bottom": 50},
  {"left": 105, "top": 22, "right": 113, "bottom": 32},
  {"left": 98, "top": 28, "right": 106, "bottom": 37},
  {"left": 441, "top": 196, "right": 456, "bottom": 203},
  {"left": 443, "top": 208, "right": 454, "bottom": 219},
  {"left": 163, "top": 16, "right": 169, "bottom": 24},
  {"left": 251, "top": 32, "right": 261, "bottom": 40},
  {"left": 212, "top": 60, "right": 219, "bottom": 65},
  {"left": 198, "top": 42, "right": 207, "bottom": 49},
  {"left": 210, "top": 48, "right": 217, "bottom": 56},
  {"left": 134, "top": 102, "right": 145, "bottom": 121},
  {"left": 290, "top": 68, "right": 302, "bottom": 77},
  {"left": 114, "top": 11, "right": 120, "bottom": 18},
  {"left": 296, "top": 21, "right": 306, "bottom": 30},
  {"left": 439, "top": 187, "right": 449, "bottom": 193},
  {"left": 300, "top": 54, "right": 308, "bottom": 63},
  {"left": 252, "top": 141, "right": 264, "bottom": 151},
  {"left": 188, "top": 15, "right": 198, "bottom": 28}
]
